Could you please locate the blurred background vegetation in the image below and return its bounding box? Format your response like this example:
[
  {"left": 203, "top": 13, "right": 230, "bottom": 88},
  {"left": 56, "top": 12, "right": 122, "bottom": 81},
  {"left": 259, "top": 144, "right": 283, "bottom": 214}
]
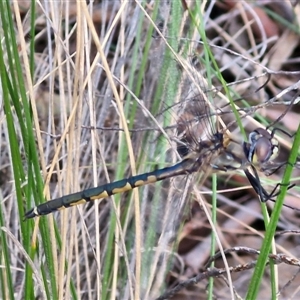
[{"left": 1, "top": 1, "right": 300, "bottom": 299}]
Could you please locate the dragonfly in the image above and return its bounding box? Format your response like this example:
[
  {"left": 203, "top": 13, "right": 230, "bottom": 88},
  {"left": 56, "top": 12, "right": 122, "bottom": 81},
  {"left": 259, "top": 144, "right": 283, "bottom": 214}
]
[{"left": 24, "top": 97, "right": 290, "bottom": 219}]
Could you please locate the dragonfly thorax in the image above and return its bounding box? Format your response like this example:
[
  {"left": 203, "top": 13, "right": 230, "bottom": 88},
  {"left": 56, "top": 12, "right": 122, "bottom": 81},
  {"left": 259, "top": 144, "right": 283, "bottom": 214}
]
[{"left": 204, "top": 133, "right": 250, "bottom": 172}]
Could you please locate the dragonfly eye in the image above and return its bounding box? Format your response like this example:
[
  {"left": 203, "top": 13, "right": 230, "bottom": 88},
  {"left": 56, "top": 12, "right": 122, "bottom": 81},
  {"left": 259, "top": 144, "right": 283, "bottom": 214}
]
[
  {"left": 253, "top": 138, "right": 274, "bottom": 164},
  {"left": 248, "top": 129, "right": 279, "bottom": 165}
]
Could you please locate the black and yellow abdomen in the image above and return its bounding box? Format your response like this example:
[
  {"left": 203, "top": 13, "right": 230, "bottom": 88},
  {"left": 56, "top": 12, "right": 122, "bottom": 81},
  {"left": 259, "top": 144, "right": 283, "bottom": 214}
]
[{"left": 24, "top": 158, "right": 195, "bottom": 219}]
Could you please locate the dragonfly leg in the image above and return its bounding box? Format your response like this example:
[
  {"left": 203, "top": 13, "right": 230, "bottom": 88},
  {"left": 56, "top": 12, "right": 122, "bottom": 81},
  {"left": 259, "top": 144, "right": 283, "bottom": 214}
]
[
  {"left": 244, "top": 169, "right": 268, "bottom": 201},
  {"left": 265, "top": 182, "right": 296, "bottom": 200},
  {"left": 244, "top": 167, "right": 295, "bottom": 205},
  {"left": 270, "top": 127, "right": 295, "bottom": 139},
  {"left": 263, "top": 161, "right": 295, "bottom": 176}
]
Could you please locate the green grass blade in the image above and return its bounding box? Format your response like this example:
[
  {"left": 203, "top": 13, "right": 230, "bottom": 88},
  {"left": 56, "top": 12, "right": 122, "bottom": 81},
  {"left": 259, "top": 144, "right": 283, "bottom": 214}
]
[
  {"left": 0, "top": 203, "right": 14, "bottom": 300},
  {"left": 0, "top": 1, "right": 63, "bottom": 298}
]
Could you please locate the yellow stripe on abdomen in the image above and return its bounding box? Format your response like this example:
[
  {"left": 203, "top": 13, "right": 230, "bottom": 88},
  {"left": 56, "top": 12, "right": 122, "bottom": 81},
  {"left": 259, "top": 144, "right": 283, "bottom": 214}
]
[{"left": 90, "top": 190, "right": 109, "bottom": 200}]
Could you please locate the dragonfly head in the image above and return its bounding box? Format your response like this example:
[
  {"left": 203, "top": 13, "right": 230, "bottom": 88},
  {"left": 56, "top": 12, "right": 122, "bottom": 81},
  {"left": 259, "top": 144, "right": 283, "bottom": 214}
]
[{"left": 246, "top": 128, "right": 279, "bottom": 166}]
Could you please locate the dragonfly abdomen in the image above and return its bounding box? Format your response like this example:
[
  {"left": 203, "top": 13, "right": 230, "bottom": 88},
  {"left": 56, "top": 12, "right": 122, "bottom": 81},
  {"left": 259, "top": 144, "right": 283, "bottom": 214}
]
[{"left": 24, "top": 159, "right": 191, "bottom": 219}]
